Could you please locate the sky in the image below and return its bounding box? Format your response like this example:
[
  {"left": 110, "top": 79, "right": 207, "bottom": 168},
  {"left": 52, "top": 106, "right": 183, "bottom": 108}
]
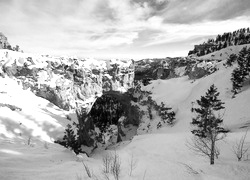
[{"left": 0, "top": 0, "right": 250, "bottom": 60}]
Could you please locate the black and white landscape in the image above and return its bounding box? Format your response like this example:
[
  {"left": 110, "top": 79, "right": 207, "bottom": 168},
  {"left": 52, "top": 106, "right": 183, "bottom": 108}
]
[{"left": 0, "top": 1, "right": 250, "bottom": 180}]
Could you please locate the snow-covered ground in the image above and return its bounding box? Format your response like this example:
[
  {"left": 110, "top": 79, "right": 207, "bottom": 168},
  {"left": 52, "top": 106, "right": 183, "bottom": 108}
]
[
  {"left": 1, "top": 58, "right": 250, "bottom": 179},
  {"left": 197, "top": 44, "right": 250, "bottom": 61}
]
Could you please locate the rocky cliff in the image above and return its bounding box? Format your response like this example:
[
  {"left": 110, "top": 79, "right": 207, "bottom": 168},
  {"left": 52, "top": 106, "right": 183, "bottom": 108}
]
[
  {"left": 134, "top": 57, "right": 220, "bottom": 83},
  {"left": 0, "top": 50, "right": 135, "bottom": 113}
]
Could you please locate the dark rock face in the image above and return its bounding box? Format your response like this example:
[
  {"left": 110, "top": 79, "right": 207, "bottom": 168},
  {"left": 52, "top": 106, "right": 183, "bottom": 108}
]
[
  {"left": 135, "top": 58, "right": 169, "bottom": 81},
  {"left": 184, "top": 60, "right": 218, "bottom": 79},
  {"left": 102, "top": 91, "right": 140, "bottom": 126},
  {"left": 186, "top": 65, "right": 210, "bottom": 79},
  {"left": 135, "top": 57, "right": 219, "bottom": 82},
  {"left": 134, "top": 57, "right": 195, "bottom": 81}
]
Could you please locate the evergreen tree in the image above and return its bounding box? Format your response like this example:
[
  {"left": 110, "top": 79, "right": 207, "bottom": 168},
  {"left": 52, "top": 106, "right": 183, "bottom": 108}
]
[
  {"left": 237, "top": 47, "right": 248, "bottom": 72},
  {"left": 231, "top": 67, "right": 245, "bottom": 95},
  {"left": 159, "top": 102, "right": 175, "bottom": 124},
  {"left": 157, "top": 102, "right": 176, "bottom": 128},
  {"left": 234, "top": 38, "right": 238, "bottom": 45},
  {"left": 191, "top": 84, "right": 225, "bottom": 165},
  {"left": 217, "top": 42, "right": 222, "bottom": 50},
  {"left": 223, "top": 41, "right": 227, "bottom": 49},
  {"left": 57, "top": 124, "right": 81, "bottom": 154},
  {"left": 63, "top": 124, "right": 77, "bottom": 147},
  {"left": 216, "top": 35, "right": 221, "bottom": 42},
  {"left": 231, "top": 46, "right": 250, "bottom": 95},
  {"left": 246, "top": 47, "right": 250, "bottom": 72},
  {"left": 191, "top": 84, "right": 225, "bottom": 138},
  {"left": 225, "top": 54, "right": 237, "bottom": 67},
  {"left": 200, "top": 49, "right": 205, "bottom": 56}
]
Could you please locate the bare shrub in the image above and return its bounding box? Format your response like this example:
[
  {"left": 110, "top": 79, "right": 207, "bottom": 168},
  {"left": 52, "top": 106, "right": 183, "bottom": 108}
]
[
  {"left": 111, "top": 152, "right": 121, "bottom": 180},
  {"left": 128, "top": 154, "right": 137, "bottom": 176},
  {"left": 232, "top": 130, "right": 249, "bottom": 161},
  {"left": 102, "top": 153, "right": 112, "bottom": 174},
  {"left": 101, "top": 152, "right": 122, "bottom": 180},
  {"left": 187, "top": 136, "right": 221, "bottom": 160}
]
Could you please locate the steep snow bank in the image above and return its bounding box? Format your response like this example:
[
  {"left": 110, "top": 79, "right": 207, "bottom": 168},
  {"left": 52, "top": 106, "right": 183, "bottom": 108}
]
[{"left": 0, "top": 77, "right": 69, "bottom": 142}]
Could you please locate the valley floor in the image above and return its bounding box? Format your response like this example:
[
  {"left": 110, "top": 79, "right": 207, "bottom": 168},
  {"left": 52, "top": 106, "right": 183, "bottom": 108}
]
[{"left": 1, "top": 132, "right": 250, "bottom": 180}]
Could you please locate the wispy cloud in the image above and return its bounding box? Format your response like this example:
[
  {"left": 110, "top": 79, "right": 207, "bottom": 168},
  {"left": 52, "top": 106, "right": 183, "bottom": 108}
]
[
  {"left": 162, "top": 0, "right": 250, "bottom": 24},
  {"left": 0, "top": 0, "right": 249, "bottom": 59},
  {"left": 143, "top": 16, "right": 250, "bottom": 47}
]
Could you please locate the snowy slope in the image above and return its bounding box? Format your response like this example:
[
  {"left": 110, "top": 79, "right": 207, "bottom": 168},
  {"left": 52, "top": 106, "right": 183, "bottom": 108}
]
[
  {"left": 1, "top": 57, "right": 250, "bottom": 179},
  {"left": 143, "top": 61, "right": 250, "bottom": 132},
  {"left": 0, "top": 77, "right": 70, "bottom": 142},
  {"left": 118, "top": 59, "right": 250, "bottom": 179},
  {"left": 198, "top": 44, "right": 250, "bottom": 60}
]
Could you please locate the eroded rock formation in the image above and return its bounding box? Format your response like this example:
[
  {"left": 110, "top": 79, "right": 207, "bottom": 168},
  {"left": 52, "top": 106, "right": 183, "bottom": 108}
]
[{"left": 0, "top": 50, "right": 135, "bottom": 113}]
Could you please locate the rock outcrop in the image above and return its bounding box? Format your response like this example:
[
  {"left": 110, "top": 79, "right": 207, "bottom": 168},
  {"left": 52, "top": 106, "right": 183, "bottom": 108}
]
[
  {"left": 134, "top": 57, "right": 220, "bottom": 82},
  {"left": 0, "top": 32, "right": 11, "bottom": 49},
  {"left": 0, "top": 50, "right": 135, "bottom": 113}
]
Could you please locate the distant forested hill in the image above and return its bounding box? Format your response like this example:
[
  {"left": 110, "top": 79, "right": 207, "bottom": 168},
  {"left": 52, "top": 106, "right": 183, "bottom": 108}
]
[{"left": 188, "top": 27, "right": 250, "bottom": 56}]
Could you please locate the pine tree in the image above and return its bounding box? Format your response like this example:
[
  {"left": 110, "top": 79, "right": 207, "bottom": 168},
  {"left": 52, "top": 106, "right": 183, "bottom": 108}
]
[
  {"left": 226, "top": 54, "right": 238, "bottom": 66},
  {"left": 234, "top": 38, "right": 238, "bottom": 45},
  {"left": 191, "top": 84, "right": 225, "bottom": 165},
  {"left": 238, "top": 46, "right": 248, "bottom": 66},
  {"left": 207, "top": 48, "right": 211, "bottom": 54},
  {"left": 231, "top": 46, "right": 250, "bottom": 95},
  {"left": 159, "top": 102, "right": 175, "bottom": 125},
  {"left": 225, "top": 54, "right": 237, "bottom": 67},
  {"left": 61, "top": 124, "right": 81, "bottom": 154},
  {"left": 246, "top": 47, "right": 250, "bottom": 73},
  {"left": 223, "top": 41, "right": 227, "bottom": 48},
  {"left": 231, "top": 67, "right": 245, "bottom": 95},
  {"left": 216, "top": 35, "right": 221, "bottom": 42},
  {"left": 217, "top": 42, "right": 222, "bottom": 50}
]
